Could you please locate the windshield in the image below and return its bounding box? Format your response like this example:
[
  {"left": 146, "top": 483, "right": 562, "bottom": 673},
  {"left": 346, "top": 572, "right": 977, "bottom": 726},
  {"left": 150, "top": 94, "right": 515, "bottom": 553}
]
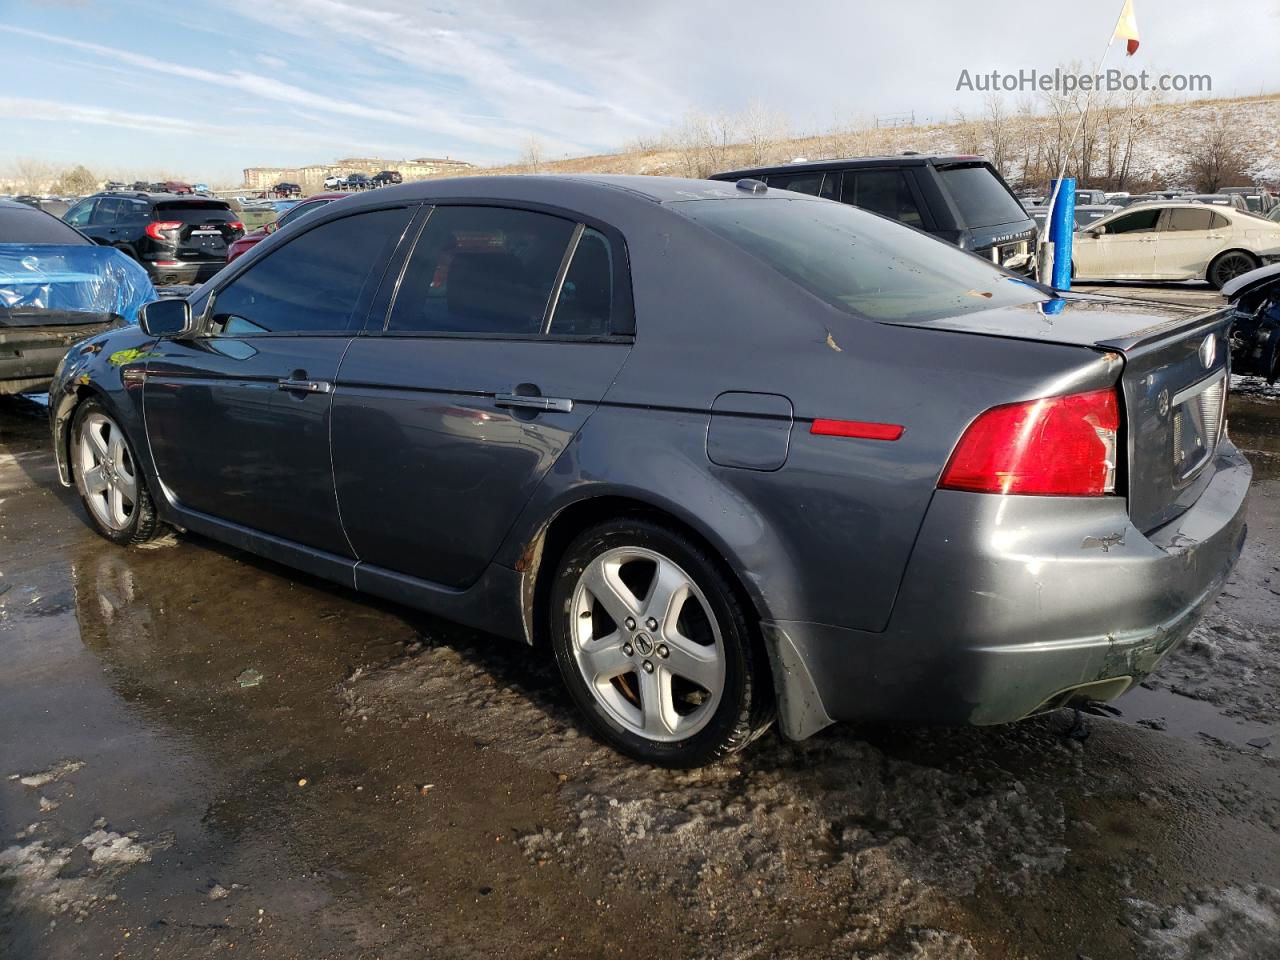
[
  {"left": 673, "top": 197, "right": 1046, "bottom": 323},
  {"left": 936, "top": 163, "right": 1028, "bottom": 227}
]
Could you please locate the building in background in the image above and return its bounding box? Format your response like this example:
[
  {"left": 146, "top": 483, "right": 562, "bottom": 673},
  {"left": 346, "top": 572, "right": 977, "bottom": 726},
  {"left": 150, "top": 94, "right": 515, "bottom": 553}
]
[{"left": 242, "top": 156, "right": 474, "bottom": 191}]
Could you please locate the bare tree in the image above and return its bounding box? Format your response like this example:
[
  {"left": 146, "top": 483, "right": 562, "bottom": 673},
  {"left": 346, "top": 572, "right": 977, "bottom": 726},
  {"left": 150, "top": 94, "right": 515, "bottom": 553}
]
[
  {"left": 521, "top": 135, "right": 544, "bottom": 172},
  {"left": 8, "top": 156, "right": 53, "bottom": 194},
  {"left": 1179, "top": 111, "right": 1250, "bottom": 192},
  {"left": 981, "top": 94, "right": 1012, "bottom": 177}
]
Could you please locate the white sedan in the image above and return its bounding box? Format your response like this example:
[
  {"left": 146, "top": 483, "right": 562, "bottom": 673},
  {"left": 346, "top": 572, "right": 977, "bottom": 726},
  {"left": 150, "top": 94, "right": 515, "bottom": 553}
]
[{"left": 1071, "top": 202, "right": 1280, "bottom": 289}]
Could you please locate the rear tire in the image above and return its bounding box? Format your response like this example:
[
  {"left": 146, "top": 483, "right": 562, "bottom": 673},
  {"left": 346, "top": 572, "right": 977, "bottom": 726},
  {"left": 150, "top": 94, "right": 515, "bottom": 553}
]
[
  {"left": 71, "top": 398, "right": 164, "bottom": 546},
  {"left": 1208, "top": 250, "right": 1259, "bottom": 289},
  {"left": 549, "top": 517, "right": 772, "bottom": 767}
]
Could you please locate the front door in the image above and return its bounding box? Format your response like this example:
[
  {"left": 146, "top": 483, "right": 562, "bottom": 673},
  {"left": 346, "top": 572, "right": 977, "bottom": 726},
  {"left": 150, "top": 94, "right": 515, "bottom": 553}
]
[
  {"left": 332, "top": 204, "right": 633, "bottom": 587},
  {"left": 144, "top": 205, "right": 414, "bottom": 556},
  {"left": 1073, "top": 206, "right": 1160, "bottom": 279},
  {"left": 1149, "top": 207, "right": 1225, "bottom": 279}
]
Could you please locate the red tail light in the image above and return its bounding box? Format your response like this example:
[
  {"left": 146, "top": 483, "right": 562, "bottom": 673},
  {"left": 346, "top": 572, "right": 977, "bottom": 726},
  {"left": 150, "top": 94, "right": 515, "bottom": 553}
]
[
  {"left": 228, "top": 220, "right": 244, "bottom": 232},
  {"left": 145, "top": 220, "right": 183, "bottom": 240},
  {"left": 939, "top": 388, "right": 1119, "bottom": 496}
]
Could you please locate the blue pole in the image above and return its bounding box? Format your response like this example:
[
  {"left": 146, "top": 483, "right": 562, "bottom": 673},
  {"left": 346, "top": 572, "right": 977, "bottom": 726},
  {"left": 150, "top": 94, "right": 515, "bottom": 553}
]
[{"left": 1048, "top": 177, "right": 1076, "bottom": 290}]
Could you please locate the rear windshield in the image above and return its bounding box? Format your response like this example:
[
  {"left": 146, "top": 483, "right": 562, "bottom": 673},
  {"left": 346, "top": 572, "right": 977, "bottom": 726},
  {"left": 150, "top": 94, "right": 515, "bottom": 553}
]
[
  {"left": 155, "top": 200, "right": 234, "bottom": 223},
  {"left": 0, "top": 206, "right": 89, "bottom": 244},
  {"left": 672, "top": 197, "right": 1046, "bottom": 323},
  {"left": 936, "top": 163, "right": 1028, "bottom": 227}
]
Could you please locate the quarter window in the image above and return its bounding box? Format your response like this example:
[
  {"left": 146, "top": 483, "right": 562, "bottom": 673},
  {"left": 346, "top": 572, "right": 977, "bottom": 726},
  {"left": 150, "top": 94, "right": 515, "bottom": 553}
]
[
  {"left": 547, "top": 228, "right": 614, "bottom": 337},
  {"left": 767, "top": 173, "right": 825, "bottom": 197},
  {"left": 387, "top": 206, "right": 577, "bottom": 335},
  {"left": 208, "top": 207, "right": 411, "bottom": 336}
]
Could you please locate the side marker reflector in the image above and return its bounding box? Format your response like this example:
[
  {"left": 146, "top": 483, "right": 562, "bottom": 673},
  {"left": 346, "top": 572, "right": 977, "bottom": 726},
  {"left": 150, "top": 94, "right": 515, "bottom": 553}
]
[{"left": 810, "top": 419, "right": 904, "bottom": 441}]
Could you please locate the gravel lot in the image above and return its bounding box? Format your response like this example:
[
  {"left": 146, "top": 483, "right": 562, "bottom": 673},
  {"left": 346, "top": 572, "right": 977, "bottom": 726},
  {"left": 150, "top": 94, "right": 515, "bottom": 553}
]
[{"left": 1, "top": 282, "right": 1277, "bottom": 959}]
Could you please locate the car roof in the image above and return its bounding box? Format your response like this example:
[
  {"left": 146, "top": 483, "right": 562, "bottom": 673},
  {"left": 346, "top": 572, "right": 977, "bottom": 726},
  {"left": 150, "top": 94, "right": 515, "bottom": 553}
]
[
  {"left": 325, "top": 174, "right": 807, "bottom": 209},
  {"left": 709, "top": 155, "right": 989, "bottom": 179}
]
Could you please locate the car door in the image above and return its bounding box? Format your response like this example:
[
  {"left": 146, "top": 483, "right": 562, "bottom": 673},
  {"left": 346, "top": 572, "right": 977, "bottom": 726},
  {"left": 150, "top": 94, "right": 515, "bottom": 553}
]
[
  {"left": 1073, "top": 206, "right": 1160, "bottom": 279},
  {"left": 143, "top": 204, "right": 415, "bottom": 557},
  {"left": 1149, "top": 207, "right": 1222, "bottom": 279},
  {"left": 331, "top": 203, "right": 633, "bottom": 588}
]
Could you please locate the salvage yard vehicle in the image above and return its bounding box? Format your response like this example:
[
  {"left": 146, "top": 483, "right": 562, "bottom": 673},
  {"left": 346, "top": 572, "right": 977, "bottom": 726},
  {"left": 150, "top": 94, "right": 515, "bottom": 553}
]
[
  {"left": 711, "top": 154, "right": 1038, "bottom": 274},
  {"left": 0, "top": 198, "right": 153, "bottom": 394},
  {"left": 1225, "top": 263, "right": 1280, "bottom": 382},
  {"left": 226, "top": 192, "right": 348, "bottom": 264},
  {"left": 1072, "top": 202, "right": 1280, "bottom": 288},
  {"left": 48, "top": 175, "right": 1250, "bottom": 767},
  {"left": 63, "top": 192, "right": 245, "bottom": 285}
]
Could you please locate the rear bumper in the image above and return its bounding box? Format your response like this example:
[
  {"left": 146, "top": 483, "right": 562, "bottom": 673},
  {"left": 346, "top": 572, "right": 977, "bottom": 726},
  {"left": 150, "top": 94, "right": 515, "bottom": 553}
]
[
  {"left": 763, "top": 440, "right": 1251, "bottom": 739},
  {"left": 142, "top": 257, "right": 223, "bottom": 285}
]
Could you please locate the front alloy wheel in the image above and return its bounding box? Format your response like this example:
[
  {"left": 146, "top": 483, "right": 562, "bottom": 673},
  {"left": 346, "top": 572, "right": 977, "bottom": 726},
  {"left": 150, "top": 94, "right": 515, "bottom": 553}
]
[
  {"left": 550, "top": 518, "right": 772, "bottom": 767},
  {"left": 72, "top": 399, "right": 162, "bottom": 545}
]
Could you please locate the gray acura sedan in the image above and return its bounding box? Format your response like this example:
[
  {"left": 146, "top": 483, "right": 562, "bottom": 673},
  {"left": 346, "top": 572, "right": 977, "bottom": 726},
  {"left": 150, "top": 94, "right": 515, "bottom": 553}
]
[{"left": 48, "top": 175, "right": 1249, "bottom": 767}]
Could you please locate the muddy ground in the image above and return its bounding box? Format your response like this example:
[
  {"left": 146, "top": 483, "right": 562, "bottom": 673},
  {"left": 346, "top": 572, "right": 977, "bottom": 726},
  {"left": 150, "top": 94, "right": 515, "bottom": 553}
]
[{"left": 2, "top": 283, "right": 1278, "bottom": 959}]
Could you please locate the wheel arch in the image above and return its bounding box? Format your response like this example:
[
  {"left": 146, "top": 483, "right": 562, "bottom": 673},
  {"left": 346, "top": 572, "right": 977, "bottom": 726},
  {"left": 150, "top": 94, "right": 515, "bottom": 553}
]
[
  {"left": 53, "top": 381, "right": 117, "bottom": 486},
  {"left": 1207, "top": 247, "right": 1261, "bottom": 286},
  {"left": 517, "top": 492, "right": 773, "bottom": 656}
]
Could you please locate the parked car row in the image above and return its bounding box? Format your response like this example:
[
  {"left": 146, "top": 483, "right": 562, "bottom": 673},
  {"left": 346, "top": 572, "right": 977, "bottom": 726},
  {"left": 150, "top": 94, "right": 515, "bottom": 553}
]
[
  {"left": 1021, "top": 187, "right": 1277, "bottom": 215},
  {"left": 322, "top": 170, "right": 403, "bottom": 191}
]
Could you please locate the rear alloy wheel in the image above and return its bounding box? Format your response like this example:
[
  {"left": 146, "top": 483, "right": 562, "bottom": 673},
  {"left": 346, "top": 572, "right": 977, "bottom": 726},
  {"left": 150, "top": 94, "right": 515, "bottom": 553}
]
[
  {"left": 1208, "top": 250, "right": 1259, "bottom": 289},
  {"left": 550, "top": 518, "right": 771, "bottom": 767},
  {"left": 72, "top": 399, "right": 162, "bottom": 545}
]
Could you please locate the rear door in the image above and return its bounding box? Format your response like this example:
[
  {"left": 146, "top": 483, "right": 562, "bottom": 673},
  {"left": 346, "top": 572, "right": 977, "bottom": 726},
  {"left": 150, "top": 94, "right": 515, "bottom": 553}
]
[
  {"left": 1150, "top": 207, "right": 1224, "bottom": 279},
  {"left": 144, "top": 205, "right": 414, "bottom": 556},
  {"left": 840, "top": 168, "right": 930, "bottom": 230},
  {"left": 332, "top": 203, "right": 633, "bottom": 587}
]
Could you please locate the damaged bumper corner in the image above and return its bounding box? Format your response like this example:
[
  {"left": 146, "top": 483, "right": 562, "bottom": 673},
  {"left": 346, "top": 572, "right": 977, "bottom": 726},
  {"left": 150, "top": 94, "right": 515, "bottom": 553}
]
[{"left": 762, "top": 440, "right": 1251, "bottom": 736}]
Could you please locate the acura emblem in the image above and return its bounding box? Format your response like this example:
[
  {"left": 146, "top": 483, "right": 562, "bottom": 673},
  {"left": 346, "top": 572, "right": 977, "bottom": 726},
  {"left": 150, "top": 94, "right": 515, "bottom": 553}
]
[{"left": 1199, "top": 334, "right": 1216, "bottom": 369}]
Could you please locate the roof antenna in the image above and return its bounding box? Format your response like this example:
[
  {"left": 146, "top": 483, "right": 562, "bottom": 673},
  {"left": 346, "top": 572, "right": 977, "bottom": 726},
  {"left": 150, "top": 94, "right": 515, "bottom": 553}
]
[{"left": 735, "top": 178, "right": 767, "bottom": 194}]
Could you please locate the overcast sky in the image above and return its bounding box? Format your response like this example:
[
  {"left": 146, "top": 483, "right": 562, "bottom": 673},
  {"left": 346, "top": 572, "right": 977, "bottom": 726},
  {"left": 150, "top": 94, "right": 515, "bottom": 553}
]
[{"left": 1, "top": 0, "right": 1276, "bottom": 182}]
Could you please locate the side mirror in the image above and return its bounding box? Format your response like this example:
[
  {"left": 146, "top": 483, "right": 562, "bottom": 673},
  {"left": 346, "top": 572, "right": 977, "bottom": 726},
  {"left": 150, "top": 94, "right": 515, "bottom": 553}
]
[
  {"left": 1090, "top": 225, "right": 1106, "bottom": 237},
  {"left": 139, "top": 299, "right": 195, "bottom": 338}
]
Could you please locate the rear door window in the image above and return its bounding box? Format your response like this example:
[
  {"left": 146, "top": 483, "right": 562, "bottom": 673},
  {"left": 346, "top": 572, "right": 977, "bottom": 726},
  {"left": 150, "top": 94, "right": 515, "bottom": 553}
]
[
  {"left": 386, "top": 206, "right": 576, "bottom": 336},
  {"left": 935, "top": 163, "right": 1027, "bottom": 227},
  {"left": 1164, "top": 208, "right": 1215, "bottom": 232},
  {"left": 209, "top": 207, "right": 412, "bottom": 335},
  {"left": 840, "top": 170, "right": 924, "bottom": 227}
]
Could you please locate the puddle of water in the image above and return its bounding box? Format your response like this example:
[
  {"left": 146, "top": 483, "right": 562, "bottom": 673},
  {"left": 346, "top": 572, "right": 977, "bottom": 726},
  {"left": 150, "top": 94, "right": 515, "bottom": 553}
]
[{"left": 1109, "top": 683, "right": 1276, "bottom": 753}]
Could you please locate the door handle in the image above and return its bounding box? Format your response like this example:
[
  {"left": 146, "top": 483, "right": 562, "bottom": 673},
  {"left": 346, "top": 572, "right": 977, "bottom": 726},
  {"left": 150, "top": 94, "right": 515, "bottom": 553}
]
[
  {"left": 278, "top": 378, "right": 332, "bottom": 394},
  {"left": 494, "top": 393, "right": 573, "bottom": 413}
]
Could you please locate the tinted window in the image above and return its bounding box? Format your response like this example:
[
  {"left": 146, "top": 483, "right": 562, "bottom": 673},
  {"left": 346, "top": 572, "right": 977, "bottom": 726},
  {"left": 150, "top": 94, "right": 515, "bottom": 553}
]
[
  {"left": 64, "top": 199, "right": 95, "bottom": 227},
  {"left": 936, "top": 163, "right": 1026, "bottom": 227},
  {"left": 841, "top": 170, "right": 924, "bottom": 227},
  {"left": 278, "top": 198, "right": 335, "bottom": 229},
  {"left": 1211, "top": 212, "right": 1230, "bottom": 229},
  {"left": 767, "top": 173, "right": 825, "bottom": 197},
  {"left": 209, "top": 207, "right": 411, "bottom": 335},
  {"left": 1106, "top": 209, "right": 1161, "bottom": 234},
  {"left": 547, "top": 228, "right": 614, "bottom": 337},
  {"left": 675, "top": 197, "right": 1045, "bottom": 323},
  {"left": 0, "top": 206, "right": 90, "bottom": 244},
  {"left": 387, "top": 206, "right": 575, "bottom": 335},
  {"left": 155, "top": 200, "right": 235, "bottom": 224},
  {"left": 1165, "top": 208, "right": 1215, "bottom": 232},
  {"left": 819, "top": 173, "right": 839, "bottom": 200}
]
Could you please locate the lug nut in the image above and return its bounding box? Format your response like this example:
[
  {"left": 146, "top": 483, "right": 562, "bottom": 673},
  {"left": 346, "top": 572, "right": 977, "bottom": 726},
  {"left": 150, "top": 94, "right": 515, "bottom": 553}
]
[
  {"left": 656, "top": 644, "right": 669, "bottom": 658},
  {"left": 625, "top": 617, "right": 636, "bottom": 630},
  {"left": 642, "top": 660, "right": 655, "bottom": 674},
  {"left": 645, "top": 617, "right": 658, "bottom": 630},
  {"left": 622, "top": 643, "right": 633, "bottom": 656}
]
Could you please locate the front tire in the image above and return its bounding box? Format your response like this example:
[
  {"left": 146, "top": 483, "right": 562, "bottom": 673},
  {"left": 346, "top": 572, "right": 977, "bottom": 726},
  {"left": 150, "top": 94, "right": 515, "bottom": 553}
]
[
  {"left": 549, "top": 518, "right": 772, "bottom": 767},
  {"left": 71, "top": 398, "right": 163, "bottom": 545}
]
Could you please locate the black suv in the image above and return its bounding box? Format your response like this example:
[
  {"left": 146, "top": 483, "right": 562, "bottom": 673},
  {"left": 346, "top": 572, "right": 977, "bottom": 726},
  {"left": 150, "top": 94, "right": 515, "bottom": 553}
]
[
  {"left": 372, "top": 170, "right": 403, "bottom": 185},
  {"left": 63, "top": 193, "right": 245, "bottom": 285},
  {"left": 711, "top": 154, "right": 1037, "bottom": 274},
  {"left": 345, "top": 173, "right": 373, "bottom": 190}
]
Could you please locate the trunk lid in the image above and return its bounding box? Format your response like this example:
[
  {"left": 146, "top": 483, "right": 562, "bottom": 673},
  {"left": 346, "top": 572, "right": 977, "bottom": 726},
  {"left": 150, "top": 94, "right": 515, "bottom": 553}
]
[
  {"left": 154, "top": 201, "right": 241, "bottom": 263},
  {"left": 881, "top": 292, "right": 1234, "bottom": 532}
]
